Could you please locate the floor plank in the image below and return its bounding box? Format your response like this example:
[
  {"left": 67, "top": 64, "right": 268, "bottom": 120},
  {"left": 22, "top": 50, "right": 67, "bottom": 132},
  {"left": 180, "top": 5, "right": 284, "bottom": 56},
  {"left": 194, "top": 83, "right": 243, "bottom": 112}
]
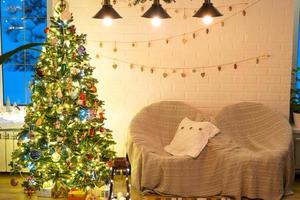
[{"left": 0, "top": 173, "right": 300, "bottom": 200}]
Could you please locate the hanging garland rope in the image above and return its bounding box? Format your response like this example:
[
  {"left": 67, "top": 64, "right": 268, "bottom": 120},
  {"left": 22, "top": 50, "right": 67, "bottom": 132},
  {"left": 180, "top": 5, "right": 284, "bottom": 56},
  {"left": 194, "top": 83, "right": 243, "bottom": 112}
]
[
  {"left": 163, "top": 2, "right": 248, "bottom": 12},
  {"left": 88, "top": 0, "right": 260, "bottom": 47},
  {"left": 96, "top": 54, "right": 271, "bottom": 78}
]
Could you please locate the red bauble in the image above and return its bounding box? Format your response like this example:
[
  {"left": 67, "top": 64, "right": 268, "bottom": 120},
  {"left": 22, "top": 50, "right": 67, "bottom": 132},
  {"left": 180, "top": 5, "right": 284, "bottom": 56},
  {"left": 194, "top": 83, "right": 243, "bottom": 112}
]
[
  {"left": 107, "top": 160, "right": 113, "bottom": 168},
  {"left": 100, "top": 127, "right": 105, "bottom": 133},
  {"left": 87, "top": 154, "right": 93, "bottom": 160},
  {"left": 79, "top": 92, "right": 86, "bottom": 106},
  {"left": 10, "top": 178, "right": 19, "bottom": 187},
  {"left": 89, "top": 129, "right": 95, "bottom": 137},
  {"left": 79, "top": 91, "right": 85, "bottom": 101},
  {"left": 99, "top": 112, "right": 104, "bottom": 119},
  {"left": 81, "top": 133, "right": 86, "bottom": 140},
  {"left": 44, "top": 27, "right": 50, "bottom": 34}
]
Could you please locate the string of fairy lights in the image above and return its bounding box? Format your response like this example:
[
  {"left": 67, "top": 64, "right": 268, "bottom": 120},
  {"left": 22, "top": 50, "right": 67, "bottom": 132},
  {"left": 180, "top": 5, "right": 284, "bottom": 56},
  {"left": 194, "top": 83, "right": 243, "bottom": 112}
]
[
  {"left": 89, "top": 0, "right": 269, "bottom": 78},
  {"left": 96, "top": 54, "right": 271, "bottom": 78}
]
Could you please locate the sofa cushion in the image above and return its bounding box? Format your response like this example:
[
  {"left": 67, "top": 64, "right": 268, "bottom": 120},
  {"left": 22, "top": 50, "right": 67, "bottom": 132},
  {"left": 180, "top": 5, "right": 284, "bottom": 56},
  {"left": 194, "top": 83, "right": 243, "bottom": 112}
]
[{"left": 164, "top": 117, "right": 220, "bottom": 158}]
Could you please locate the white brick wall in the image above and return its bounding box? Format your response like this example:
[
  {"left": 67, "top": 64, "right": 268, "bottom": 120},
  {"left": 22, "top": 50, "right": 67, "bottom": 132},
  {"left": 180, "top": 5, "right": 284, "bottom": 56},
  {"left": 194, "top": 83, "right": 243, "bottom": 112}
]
[{"left": 59, "top": 0, "right": 295, "bottom": 155}]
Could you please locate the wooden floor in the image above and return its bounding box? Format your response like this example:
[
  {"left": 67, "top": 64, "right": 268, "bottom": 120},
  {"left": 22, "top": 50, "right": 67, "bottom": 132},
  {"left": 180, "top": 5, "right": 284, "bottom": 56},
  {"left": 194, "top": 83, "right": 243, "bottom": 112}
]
[{"left": 0, "top": 173, "right": 300, "bottom": 200}]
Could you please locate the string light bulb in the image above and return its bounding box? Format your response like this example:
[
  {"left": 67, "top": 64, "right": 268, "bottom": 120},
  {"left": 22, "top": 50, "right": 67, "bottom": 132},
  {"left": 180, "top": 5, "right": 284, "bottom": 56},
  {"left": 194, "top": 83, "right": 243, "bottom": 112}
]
[
  {"left": 103, "top": 17, "right": 113, "bottom": 26},
  {"left": 202, "top": 15, "right": 213, "bottom": 25},
  {"left": 93, "top": 0, "right": 122, "bottom": 26},
  {"left": 142, "top": 0, "right": 171, "bottom": 27},
  {"left": 193, "top": 0, "right": 223, "bottom": 26},
  {"left": 151, "top": 17, "right": 162, "bottom": 27}
]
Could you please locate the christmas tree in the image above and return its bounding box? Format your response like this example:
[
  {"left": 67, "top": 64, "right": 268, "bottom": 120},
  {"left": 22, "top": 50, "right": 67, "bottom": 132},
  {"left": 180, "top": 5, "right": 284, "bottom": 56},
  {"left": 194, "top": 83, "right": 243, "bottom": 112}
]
[{"left": 10, "top": 0, "right": 116, "bottom": 195}]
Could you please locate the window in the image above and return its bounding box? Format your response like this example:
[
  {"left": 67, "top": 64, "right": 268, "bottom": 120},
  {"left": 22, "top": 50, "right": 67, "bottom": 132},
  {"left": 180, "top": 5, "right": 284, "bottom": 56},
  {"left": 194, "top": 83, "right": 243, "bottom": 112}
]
[
  {"left": 0, "top": 0, "right": 47, "bottom": 105},
  {"left": 296, "top": 11, "right": 300, "bottom": 90}
]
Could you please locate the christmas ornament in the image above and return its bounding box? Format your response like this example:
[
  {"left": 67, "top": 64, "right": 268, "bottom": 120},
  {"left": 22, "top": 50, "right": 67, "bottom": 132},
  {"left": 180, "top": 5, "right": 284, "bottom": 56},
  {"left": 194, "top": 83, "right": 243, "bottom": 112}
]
[
  {"left": 61, "top": 10, "right": 72, "bottom": 21},
  {"left": 30, "top": 150, "right": 41, "bottom": 160},
  {"left": 70, "top": 25, "right": 76, "bottom": 33},
  {"left": 36, "top": 68, "right": 44, "bottom": 77},
  {"left": 87, "top": 154, "right": 93, "bottom": 160},
  {"left": 64, "top": 40, "right": 71, "bottom": 47},
  {"left": 75, "top": 136, "right": 79, "bottom": 144},
  {"left": 26, "top": 176, "right": 37, "bottom": 186},
  {"left": 77, "top": 45, "right": 86, "bottom": 56},
  {"left": 67, "top": 161, "right": 73, "bottom": 169},
  {"left": 51, "top": 152, "right": 61, "bottom": 162},
  {"left": 70, "top": 88, "right": 79, "bottom": 99},
  {"left": 79, "top": 108, "right": 89, "bottom": 121},
  {"left": 91, "top": 85, "right": 97, "bottom": 93},
  {"left": 10, "top": 178, "right": 19, "bottom": 187},
  {"left": 57, "top": 136, "right": 64, "bottom": 143},
  {"left": 55, "top": 121, "right": 60, "bottom": 129},
  {"left": 60, "top": 64, "right": 67, "bottom": 75},
  {"left": 39, "top": 138, "right": 49, "bottom": 150},
  {"left": 70, "top": 67, "right": 79, "bottom": 75},
  {"left": 78, "top": 91, "right": 86, "bottom": 106},
  {"left": 81, "top": 133, "right": 86, "bottom": 140},
  {"left": 56, "top": 88, "right": 63, "bottom": 99},
  {"left": 44, "top": 27, "right": 50, "bottom": 34},
  {"left": 77, "top": 99, "right": 85, "bottom": 106},
  {"left": 22, "top": 154, "right": 29, "bottom": 161},
  {"left": 89, "top": 129, "right": 95, "bottom": 137},
  {"left": 100, "top": 127, "right": 105, "bottom": 133},
  {"left": 36, "top": 117, "right": 43, "bottom": 126},
  {"left": 112, "top": 63, "right": 118, "bottom": 69},
  {"left": 18, "top": 131, "right": 30, "bottom": 143},
  {"left": 27, "top": 162, "right": 35, "bottom": 171},
  {"left": 99, "top": 112, "right": 104, "bottom": 120},
  {"left": 29, "top": 131, "right": 35, "bottom": 139},
  {"left": 107, "top": 160, "right": 113, "bottom": 168}
]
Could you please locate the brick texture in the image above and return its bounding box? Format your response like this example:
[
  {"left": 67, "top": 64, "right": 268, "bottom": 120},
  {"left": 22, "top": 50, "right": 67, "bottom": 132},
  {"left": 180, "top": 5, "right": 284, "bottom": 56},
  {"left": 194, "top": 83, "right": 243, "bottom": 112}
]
[{"left": 56, "top": 0, "right": 295, "bottom": 155}]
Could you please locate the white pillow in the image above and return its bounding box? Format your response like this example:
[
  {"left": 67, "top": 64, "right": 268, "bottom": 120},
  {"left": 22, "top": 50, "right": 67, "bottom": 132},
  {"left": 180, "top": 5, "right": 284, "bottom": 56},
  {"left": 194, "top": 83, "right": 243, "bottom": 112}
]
[{"left": 164, "top": 117, "right": 220, "bottom": 158}]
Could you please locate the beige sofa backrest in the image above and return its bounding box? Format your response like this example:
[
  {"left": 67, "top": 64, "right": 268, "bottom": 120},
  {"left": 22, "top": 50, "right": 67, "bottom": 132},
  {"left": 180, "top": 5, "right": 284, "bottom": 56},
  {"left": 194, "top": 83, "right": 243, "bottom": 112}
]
[{"left": 129, "top": 101, "right": 212, "bottom": 147}]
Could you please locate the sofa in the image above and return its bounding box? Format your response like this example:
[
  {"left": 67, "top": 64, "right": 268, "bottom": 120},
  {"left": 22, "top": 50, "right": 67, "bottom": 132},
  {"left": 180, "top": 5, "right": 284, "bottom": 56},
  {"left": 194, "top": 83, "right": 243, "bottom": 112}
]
[{"left": 126, "top": 101, "right": 294, "bottom": 200}]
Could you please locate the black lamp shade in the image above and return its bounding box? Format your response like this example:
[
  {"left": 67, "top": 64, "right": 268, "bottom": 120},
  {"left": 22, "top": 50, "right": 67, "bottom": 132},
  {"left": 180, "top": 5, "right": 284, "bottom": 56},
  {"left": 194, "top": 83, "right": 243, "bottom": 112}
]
[
  {"left": 142, "top": 0, "right": 171, "bottom": 19},
  {"left": 93, "top": 4, "right": 122, "bottom": 19},
  {"left": 193, "top": 0, "right": 222, "bottom": 18}
]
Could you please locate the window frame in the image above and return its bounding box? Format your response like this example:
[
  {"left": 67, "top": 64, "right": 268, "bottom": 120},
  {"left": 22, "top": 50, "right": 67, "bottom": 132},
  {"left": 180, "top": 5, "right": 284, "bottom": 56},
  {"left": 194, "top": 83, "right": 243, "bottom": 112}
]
[
  {"left": 0, "top": 0, "right": 53, "bottom": 107},
  {"left": 293, "top": 1, "right": 300, "bottom": 71}
]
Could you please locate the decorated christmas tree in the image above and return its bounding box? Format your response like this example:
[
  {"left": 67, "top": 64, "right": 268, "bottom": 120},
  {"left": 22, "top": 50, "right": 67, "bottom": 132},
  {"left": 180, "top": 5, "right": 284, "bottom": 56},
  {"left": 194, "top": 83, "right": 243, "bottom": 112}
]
[{"left": 10, "top": 0, "right": 115, "bottom": 196}]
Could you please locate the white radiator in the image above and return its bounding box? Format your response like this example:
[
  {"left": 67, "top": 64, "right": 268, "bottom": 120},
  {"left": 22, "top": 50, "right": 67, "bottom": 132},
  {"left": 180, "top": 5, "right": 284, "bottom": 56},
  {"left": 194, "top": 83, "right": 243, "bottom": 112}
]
[{"left": 0, "top": 129, "right": 20, "bottom": 172}]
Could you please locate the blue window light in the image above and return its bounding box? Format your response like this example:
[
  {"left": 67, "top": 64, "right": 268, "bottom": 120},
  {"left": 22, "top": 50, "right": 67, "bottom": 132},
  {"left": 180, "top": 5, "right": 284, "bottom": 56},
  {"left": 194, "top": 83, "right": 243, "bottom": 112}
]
[
  {"left": 297, "top": 22, "right": 300, "bottom": 89},
  {"left": 0, "top": 0, "right": 47, "bottom": 105}
]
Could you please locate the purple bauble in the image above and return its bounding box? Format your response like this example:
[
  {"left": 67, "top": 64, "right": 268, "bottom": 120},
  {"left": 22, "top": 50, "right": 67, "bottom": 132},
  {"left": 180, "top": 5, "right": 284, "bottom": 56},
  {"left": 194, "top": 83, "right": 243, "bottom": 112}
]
[{"left": 77, "top": 45, "right": 86, "bottom": 56}]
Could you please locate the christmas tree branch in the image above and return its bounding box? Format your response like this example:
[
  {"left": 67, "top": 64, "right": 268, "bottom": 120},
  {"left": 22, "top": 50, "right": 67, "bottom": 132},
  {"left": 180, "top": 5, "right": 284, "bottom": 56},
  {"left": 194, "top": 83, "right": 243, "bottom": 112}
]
[{"left": 0, "top": 43, "right": 45, "bottom": 65}]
